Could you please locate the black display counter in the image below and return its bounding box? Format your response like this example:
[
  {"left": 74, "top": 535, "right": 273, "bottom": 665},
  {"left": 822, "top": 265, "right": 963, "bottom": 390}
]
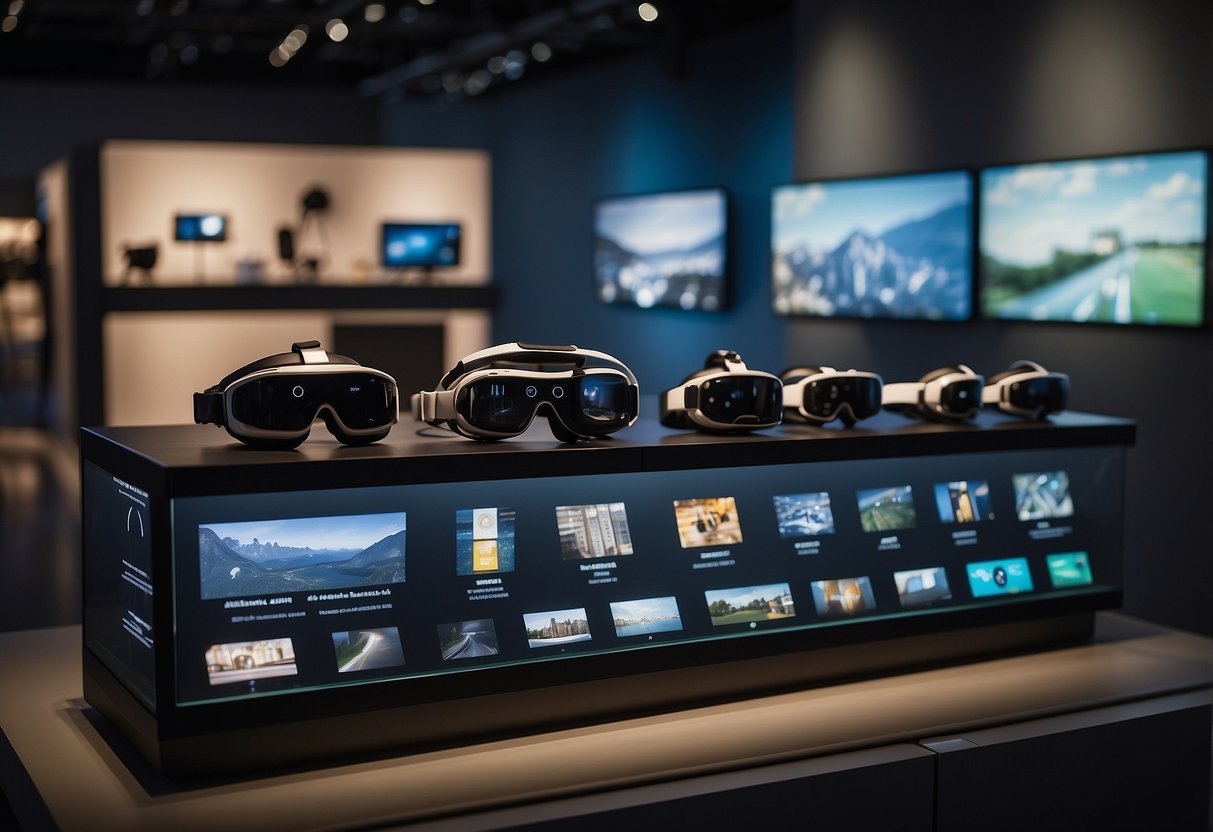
[{"left": 79, "top": 410, "right": 1134, "bottom": 776}]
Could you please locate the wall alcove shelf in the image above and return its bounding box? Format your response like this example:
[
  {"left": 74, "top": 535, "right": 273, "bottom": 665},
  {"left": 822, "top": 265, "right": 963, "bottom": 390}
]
[{"left": 100, "top": 284, "right": 500, "bottom": 313}]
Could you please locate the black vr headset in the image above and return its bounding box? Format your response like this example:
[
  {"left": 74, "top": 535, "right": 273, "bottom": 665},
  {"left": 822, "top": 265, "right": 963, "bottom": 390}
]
[
  {"left": 194, "top": 341, "right": 399, "bottom": 449},
  {"left": 883, "top": 364, "right": 984, "bottom": 422},
  {"left": 411, "top": 342, "right": 639, "bottom": 442},
  {"left": 661, "top": 350, "right": 783, "bottom": 432},
  {"left": 780, "top": 366, "right": 883, "bottom": 425},
  {"left": 982, "top": 360, "right": 1069, "bottom": 419}
]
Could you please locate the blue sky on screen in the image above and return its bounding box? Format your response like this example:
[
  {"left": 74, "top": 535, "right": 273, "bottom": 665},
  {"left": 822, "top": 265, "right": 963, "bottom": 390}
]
[
  {"left": 202, "top": 512, "right": 406, "bottom": 551},
  {"left": 773, "top": 171, "right": 969, "bottom": 254},
  {"left": 981, "top": 151, "right": 1207, "bottom": 266},
  {"left": 596, "top": 189, "right": 725, "bottom": 254}
]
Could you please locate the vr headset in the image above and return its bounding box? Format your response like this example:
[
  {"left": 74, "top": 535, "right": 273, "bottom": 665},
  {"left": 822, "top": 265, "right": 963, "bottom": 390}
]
[
  {"left": 194, "top": 340, "right": 399, "bottom": 449},
  {"left": 883, "top": 364, "right": 984, "bottom": 421},
  {"left": 780, "top": 366, "right": 883, "bottom": 425},
  {"left": 411, "top": 342, "right": 639, "bottom": 442},
  {"left": 983, "top": 360, "right": 1069, "bottom": 419},
  {"left": 661, "top": 350, "right": 782, "bottom": 432}
]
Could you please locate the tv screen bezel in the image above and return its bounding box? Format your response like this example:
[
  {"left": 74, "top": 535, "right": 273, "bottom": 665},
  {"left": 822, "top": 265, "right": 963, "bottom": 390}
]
[
  {"left": 771, "top": 167, "right": 977, "bottom": 322},
  {"left": 592, "top": 186, "right": 731, "bottom": 313},
  {"left": 976, "top": 146, "right": 1210, "bottom": 330}
]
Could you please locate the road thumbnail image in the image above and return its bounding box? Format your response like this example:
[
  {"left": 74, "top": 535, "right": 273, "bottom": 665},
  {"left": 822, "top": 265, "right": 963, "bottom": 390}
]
[
  {"left": 772, "top": 491, "right": 836, "bottom": 538},
  {"left": 856, "top": 486, "right": 917, "bottom": 533},
  {"left": 332, "top": 628, "right": 404, "bottom": 673},
  {"left": 610, "top": 597, "right": 684, "bottom": 638},
  {"left": 1012, "top": 471, "right": 1074, "bottom": 520},
  {"left": 456, "top": 507, "right": 516, "bottom": 575},
  {"left": 704, "top": 583, "right": 795, "bottom": 627},
  {"left": 524, "top": 609, "right": 592, "bottom": 648},
  {"left": 810, "top": 576, "right": 877, "bottom": 618},
  {"left": 555, "top": 503, "right": 634, "bottom": 560},
  {"left": 893, "top": 567, "right": 952, "bottom": 608},
  {"left": 674, "top": 496, "right": 743, "bottom": 548},
  {"left": 933, "top": 480, "right": 993, "bottom": 524},
  {"left": 437, "top": 619, "right": 500, "bottom": 661},
  {"left": 205, "top": 638, "right": 297, "bottom": 686}
]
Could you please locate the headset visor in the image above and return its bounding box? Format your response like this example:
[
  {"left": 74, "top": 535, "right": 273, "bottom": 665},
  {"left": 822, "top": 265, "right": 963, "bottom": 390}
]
[
  {"left": 1006, "top": 375, "right": 1068, "bottom": 415},
  {"left": 229, "top": 372, "right": 398, "bottom": 433},
  {"left": 798, "top": 376, "right": 883, "bottom": 422},
  {"left": 695, "top": 375, "right": 782, "bottom": 428},
  {"left": 460, "top": 372, "right": 637, "bottom": 438},
  {"left": 937, "top": 377, "right": 983, "bottom": 418}
]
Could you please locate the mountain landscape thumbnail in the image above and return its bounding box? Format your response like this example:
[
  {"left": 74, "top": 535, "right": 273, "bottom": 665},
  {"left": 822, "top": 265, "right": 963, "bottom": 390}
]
[{"left": 198, "top": 526, "right": 406, "bottom": 600}]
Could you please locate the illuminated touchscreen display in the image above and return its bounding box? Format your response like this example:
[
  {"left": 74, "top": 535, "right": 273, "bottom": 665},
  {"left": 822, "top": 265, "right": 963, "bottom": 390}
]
[{"left": 166, "top": 447, "right": 1119, "bottom": 706}]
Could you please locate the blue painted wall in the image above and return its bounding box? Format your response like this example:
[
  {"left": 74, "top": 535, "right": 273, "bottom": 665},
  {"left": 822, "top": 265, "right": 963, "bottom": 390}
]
[{"left": 383, "top": 16, "right": 793, "bottom": 393}]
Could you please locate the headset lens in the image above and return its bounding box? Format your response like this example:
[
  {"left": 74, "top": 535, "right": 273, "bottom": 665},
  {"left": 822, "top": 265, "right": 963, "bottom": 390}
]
[
  {"left": 230, "top": 374, "right": 396, "bottom": 432},
  {"left": 578, "top": 375, "right": 634, "bottom": 424},
  {"left": 1010, "top": 376, "right": 1068, "bottom": 413},
  {"left": 699, "top": 376, "right": 782, "bottom": 427},
  {"left": 939, "top": 378, "right": 982, "bottom": 417},
  {"left": 464, "top": 378, "right": 532, "bottom": 432},
  {"left": 803, "top": 377, "right": 882, "bottom": 421}
]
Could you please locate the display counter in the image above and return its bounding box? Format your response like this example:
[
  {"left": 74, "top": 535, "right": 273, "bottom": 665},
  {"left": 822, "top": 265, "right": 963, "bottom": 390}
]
[
  {"left": 3, "top": 615, "right": 1210, "bottom": 830},
  {"left": 79, "top": 410, "right": 1133, "bottom": 776}
]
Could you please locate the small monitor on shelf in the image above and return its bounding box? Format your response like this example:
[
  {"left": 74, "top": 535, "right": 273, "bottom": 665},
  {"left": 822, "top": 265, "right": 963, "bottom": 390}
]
[
  {"left": 174, "top": 214, "right": 228, "bottom": 243},
  {"left": 381, "top": 222, "right": 461, "bottom": 270}
]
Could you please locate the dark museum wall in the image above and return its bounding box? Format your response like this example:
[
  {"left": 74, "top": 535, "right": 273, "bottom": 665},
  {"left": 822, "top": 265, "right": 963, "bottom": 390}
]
[
  {"left": 383, "top": 15, "right": 794, "bottom": 394},
  {"left": 786, "top": 0, "right": 1213, "bottom": 634},
  {"left": 0, "top": 80, "right": 381, "bottom": 192}
]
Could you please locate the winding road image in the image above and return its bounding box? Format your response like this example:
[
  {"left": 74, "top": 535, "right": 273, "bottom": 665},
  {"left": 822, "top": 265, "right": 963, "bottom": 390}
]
[
  {"left": 992, "top": 249, "right": 1137, "bottom": 323},
  {"left": 337, "top": 629, "right": 404, "bottom": 672}
]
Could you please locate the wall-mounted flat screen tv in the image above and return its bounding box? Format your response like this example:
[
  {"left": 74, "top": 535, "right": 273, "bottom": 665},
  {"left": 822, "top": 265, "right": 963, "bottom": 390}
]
[
  {"left": 381, "top": 222, "right": 461, "bottom": 268},
  {"left": 174, "top": 214, "right": 227, "bottom": 242},
  {"left": 772, "top": 170, "right": 973, "bottom": 320},
  {"left": 979, "top": 150, "right": 1208, "bottom": 327},
  {"left": 593, "top": 187, "right": 727, "bottom": 311}
]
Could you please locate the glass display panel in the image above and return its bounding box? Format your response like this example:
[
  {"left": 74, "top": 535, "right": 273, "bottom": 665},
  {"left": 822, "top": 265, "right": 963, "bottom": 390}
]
[
  {"left": 593, "top": 188, "right": 728, "bottom": 311},
  {"left": 380, "top": 223, "right": 461, "bottom": 268},
  {"left": 170, "top": 446, "right": 1122, "bottom": 706},
  {"left": 980, "top": 150, "right": 1207, "bottom": 326},
  {"left": 83, "top": 460, "right": 157, "bottom": 708},
  {"left": 174, "top": 213, "right": 227, "bottom": 242},
  {"left": 772, "top": 170, "right": 973, "bottom": 320}
]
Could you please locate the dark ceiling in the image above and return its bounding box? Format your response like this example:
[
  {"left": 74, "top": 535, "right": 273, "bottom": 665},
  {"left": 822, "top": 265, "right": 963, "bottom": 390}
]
[{"left": 0, "top": 0, "right": 789, "bottom": 99}]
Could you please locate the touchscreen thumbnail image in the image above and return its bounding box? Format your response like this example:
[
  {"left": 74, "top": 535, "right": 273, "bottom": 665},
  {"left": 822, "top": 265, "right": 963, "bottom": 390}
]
[
  {"left": 610, "top": 597, "right": 684, "bottom": 637},
  {"left": 856, "top": 486, "right": 917, "bottom": 533},
  {"left": 933, "top": 480, "right": 993, "bottom": 524},
  {"left": 456, "top": 507, "right": 516, "bottom": 575},
  {"left": 772, "top": 491, "right": 836, "bottom": 538},
  {"left": 1013, "top": 471, "right": 1074, "bottom": 520},
  {"left": 967, "top": 557, "right": 1034, "bottom": 597},
  {"left": 197, "top": 512, "right": 406, "bottom": 600},
  {"left": 332, "top": 627, "right": 404, "bottom": 673},
  {"left": 893, "top": 567, "right": 952, "bottom": 608},
  {"left": 1046, "top": 552, "right": 1093, "bottom": 588},
  {"left": 555, "top": 503, "right": 633, "bottom": 560},
  {"left": 705, "top": 583, "right": 795, "bottom": 626},
  {"left": 437, "top": 618, "right": 500, "bottom": 660},
  {"left": 810, "top": 577, "right": 877, "bottom": 618},
  {"left": 524, "top": 608, "right": 592, "bottom": 648},
  {"left": 205, "top": 638, "right": 297, "bottom": 686},
  {"left": 674, "top": 497, "right": 743, "bottom": 548}
]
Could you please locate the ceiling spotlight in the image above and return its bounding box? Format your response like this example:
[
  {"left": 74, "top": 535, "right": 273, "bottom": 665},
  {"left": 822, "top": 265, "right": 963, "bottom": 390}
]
[
  {"left": 487, "top": 55, "right": 506, "bottom": 74},
  {"left": 463, "top": 69, "right": 491, "bottom": 96},
  {"left": 418, "top": 0, "right": 435, "bottom": 5},
  {"left": 531, "top": 42, "right": 552, "bottom": 62},
  {"left": 326, "top": 19, "right": 349, "bottom": 42},
  {"left": 638, "top": 2, "right": 659, "bottom": 22},
  {"left": 364, "top": 3, "right": 385, "bottom": 23},
  {"left": 1, "top": 14, "right": 16, "bottom": 32},
  {"left": 269, "top": 49, "right": 287, "bottom": 67},
  {"left": 8, "top": 0, "right": 23, "bottom": 14}
]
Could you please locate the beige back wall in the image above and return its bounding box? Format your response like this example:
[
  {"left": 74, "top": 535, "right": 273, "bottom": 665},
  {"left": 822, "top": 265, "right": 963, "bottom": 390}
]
[{"left": 100, "top": 141, "right": 489, "bottom": 285}]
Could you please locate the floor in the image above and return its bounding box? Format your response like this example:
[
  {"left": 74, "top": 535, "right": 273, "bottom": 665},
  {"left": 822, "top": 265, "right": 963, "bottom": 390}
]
[{"left": 0, "top": 426, "right": 80, "bottom": 633}]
